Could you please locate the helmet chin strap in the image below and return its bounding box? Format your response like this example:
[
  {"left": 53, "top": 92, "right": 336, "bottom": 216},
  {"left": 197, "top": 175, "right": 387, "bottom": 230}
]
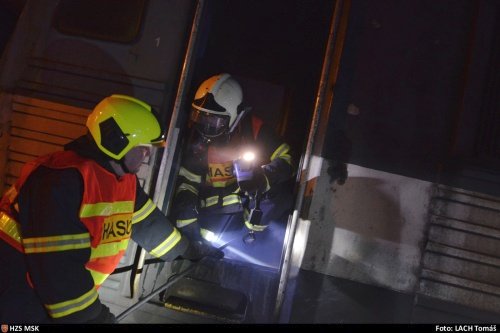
[
  {"left": 119, "top": 158, "right": 132, "bottom": 174},
  {"left": 109, "top": 159, "right": 127, "bottom": 177}
]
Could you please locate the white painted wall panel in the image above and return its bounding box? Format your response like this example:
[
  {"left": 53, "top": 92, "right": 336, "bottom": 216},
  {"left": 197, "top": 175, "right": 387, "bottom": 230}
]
[{"left": 301, "top": 162, "right": 432, "bottom": 292}]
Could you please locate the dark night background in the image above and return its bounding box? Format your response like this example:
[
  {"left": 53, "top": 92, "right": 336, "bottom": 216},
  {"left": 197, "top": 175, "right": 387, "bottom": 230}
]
[
  {"left": 1, "top": 0, "right": 498, "bottom": 195},
  {"left": 1, "top": 0, "right": 500, "bottom": 324}
]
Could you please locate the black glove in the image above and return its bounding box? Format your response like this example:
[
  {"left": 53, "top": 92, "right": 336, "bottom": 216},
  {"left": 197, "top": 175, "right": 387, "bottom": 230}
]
[
  {"left": 238, "top": 166, "right": 268, "bottom": 194},
  {"left": 181, "top": 240, "right": 224, "bottom": 262},
  {"left": 179, "top": 222, "right": 203, "bottom": 242},
  {"left": 85, "top": 304, "right": 116, "bottom": 324}
]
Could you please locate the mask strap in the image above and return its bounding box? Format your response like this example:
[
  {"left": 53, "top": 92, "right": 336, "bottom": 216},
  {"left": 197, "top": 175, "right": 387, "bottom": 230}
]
[
  {"left": 229, "top": 107, "right": 251, "bottom": 134},
  {"left": 119, "top": 157, "right": 132, "bottom": 174}
]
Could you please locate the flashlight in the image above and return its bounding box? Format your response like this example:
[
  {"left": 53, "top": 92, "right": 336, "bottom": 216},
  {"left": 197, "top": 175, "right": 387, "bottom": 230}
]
[
  {"left": 233, "top": 150, "right": 256, "bottom": 184},
  {"left": 242, "top": 151, "right": 255, "bottom": 162},
  {"left": 233, "top": 150, "right": 265, "bottom": 243}
]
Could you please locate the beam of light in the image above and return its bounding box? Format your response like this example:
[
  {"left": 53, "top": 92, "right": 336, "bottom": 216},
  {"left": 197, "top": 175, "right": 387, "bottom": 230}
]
[
  {"left": 224, "top": 246, "right": 271, "bottom": 268},
  {"left": 209, "top": 234, "right": 273, "bottom": 268}
]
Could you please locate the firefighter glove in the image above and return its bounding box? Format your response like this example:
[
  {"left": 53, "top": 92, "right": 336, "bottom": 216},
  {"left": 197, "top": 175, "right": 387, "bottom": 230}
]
[
  {"left": 178, "top": 221, "right": 203, "bottom": 242},
  {"left": 238, "top": 166, "right": 268, "bottom": 194},
  {"left": 85, "top": 304, "right": 116, "bottom": 324}
]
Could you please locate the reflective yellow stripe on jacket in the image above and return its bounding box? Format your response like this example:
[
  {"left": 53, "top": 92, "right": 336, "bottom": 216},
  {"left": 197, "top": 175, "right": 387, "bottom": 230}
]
[
  {"left": 177, "top": 218, "right": 197, "bottom": 228},
  {"left": 131, "top": 199, "right": 183, "bottom": 260},
  {"left": 132, "top": 198, "right": 155, "bottom": 224},
  {"left": 270, "top": 143, "right": 292, "bottom": 165},
  {"left": 0, "top": 211, "right": 22, "bottom": 250},
  {"left": 80, "top": 201, "right": 134, "bottom": 218},
  {"left": 45, "top": 287, "right": 98, "bottom": 319},
  {"left": 23, "top": 233, "right": 91, "bottom": 254},
  {"left": 179, "top": 167, "right": 202, "bottom": 184},
  {"left": 200, "top": 193, "right": 241, "bottom": 208},
  {"left": 210, "top": 178, "right": 236, "bottom": 188},
  {"left": 150, "top": 228, "right": 181, "bottom": 257},
  {"left": 244, "top": 208, "right": 267, "bottom": 231},
  {"left": 88, "top": 240, "right": 130, "bottom": 285},
  {"left": 176, "top": 183, "right": 199, "bottom": 196}
]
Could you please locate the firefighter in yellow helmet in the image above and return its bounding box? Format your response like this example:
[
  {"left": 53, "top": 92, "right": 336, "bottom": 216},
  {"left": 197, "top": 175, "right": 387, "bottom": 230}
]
[
  {"left": 170, "top": 74, "right": 295, "bottom": 258},
  {"left": 0, "top": 95, "right": 222, "bottom": 323}
]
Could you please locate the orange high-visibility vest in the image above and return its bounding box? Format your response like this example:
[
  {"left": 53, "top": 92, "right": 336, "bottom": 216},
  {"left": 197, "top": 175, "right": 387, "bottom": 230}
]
[{"left": 0, "top": 150, "right": 136, "bottom": 287}]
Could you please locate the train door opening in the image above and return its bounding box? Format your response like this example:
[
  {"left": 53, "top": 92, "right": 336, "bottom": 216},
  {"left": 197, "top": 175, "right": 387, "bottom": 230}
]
[{"left": 135, "top": 0, "right": 336, "bottom": 324}]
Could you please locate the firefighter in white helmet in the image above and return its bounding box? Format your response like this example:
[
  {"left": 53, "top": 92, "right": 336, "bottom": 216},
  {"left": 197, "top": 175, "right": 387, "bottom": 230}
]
[
  {"left": 171, "top": 73, "right": 295, "bottom": 246},
  {"left": 0, "top": 95, "right": 222, "bottom": 323}
]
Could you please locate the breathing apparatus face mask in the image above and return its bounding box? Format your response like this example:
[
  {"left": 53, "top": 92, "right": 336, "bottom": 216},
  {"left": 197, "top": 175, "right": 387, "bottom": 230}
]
[{"left": 190, "top": 108, "right": 230, "bottom": 142}]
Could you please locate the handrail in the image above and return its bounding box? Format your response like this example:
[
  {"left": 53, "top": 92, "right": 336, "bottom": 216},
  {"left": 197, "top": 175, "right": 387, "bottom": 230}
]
[{"left": 125, "top": 0, "right": 206, "bottom": 299}]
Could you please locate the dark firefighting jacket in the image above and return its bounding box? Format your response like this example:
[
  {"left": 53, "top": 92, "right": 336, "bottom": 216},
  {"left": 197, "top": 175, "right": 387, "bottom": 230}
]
[
  {"left": 171, "top": 115, "right": 294, "bottom": 236},
  {"left": 0, "top": 135, "right": 188, "bottom": 322}
]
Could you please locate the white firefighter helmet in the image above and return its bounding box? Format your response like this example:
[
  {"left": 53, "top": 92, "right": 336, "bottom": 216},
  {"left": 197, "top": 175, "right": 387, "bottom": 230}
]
[{"left": 190, "top": 73, "right": 247, "bottom": 138}]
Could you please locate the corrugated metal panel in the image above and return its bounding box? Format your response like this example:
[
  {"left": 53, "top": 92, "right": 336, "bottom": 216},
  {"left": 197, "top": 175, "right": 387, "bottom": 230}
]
[
  {"left": 16, "top": 58, "right": 165, "bottom": 108},
  {"left": 16, "top": 57, "right": 167, "bottom": 110},
  {"left": 0, "top": 93, "right": 12, "bottom": 192},
  {"left": 416, "top": 185, "right": 500, "bottom": 315},
  {"left": 4, "top": 95, "right": 88, "bottom": 189}
]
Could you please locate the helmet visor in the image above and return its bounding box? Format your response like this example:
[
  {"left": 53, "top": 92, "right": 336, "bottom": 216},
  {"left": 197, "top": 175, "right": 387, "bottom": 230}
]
[{"left": 190, "top": 108, "right": 230, "bottom": 137}]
